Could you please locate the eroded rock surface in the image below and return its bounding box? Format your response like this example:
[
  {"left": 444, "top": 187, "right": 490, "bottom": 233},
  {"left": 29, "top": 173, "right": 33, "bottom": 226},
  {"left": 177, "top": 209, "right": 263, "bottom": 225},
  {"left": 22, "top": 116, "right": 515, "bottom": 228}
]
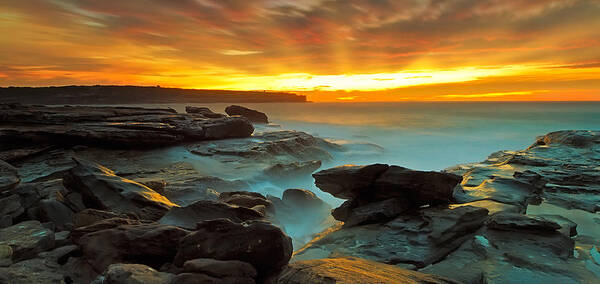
[
  {"left": 225, "top": 105, "right": 268, "bottom": 124},
  {"left": 174, "top": 219, "right": 292, "bottom": 278},
  {"left": 63, "top": 158, "right": 177, "bottom": 221},
  {"left": 0, "top": 104, "right": 253, "bottom": 148},
  {"left": 278, "top": 257, "right": 459, "bottom": 284}
]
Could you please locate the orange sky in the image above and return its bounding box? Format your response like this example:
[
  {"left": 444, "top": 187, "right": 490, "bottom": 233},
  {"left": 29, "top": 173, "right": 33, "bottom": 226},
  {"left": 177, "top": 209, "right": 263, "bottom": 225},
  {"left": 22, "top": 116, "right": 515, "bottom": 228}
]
[{"left": 1, "top": 0, "right": 599, "bottom": 102}]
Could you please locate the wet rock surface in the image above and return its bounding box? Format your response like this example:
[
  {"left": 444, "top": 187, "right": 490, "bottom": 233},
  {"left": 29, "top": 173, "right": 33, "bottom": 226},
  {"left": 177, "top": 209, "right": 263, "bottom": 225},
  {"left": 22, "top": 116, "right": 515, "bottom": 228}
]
[
  {"left": 63, "top": 158, "right": 177, "bottom": 221},
  {"left": 298, "top": 130, "right": 600, "bottom": 283},
  {"left": 2, "top": 104, "right": 599, "bottom": 284},
  {"left": 278, "top": 257, "right": 459, "bottom": 284}
]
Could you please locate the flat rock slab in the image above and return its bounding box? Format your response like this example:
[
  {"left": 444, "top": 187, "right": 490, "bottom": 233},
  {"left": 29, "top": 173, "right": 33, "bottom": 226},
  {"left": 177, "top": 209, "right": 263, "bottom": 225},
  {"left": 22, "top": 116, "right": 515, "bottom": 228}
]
[
  {"left": 278, "top": 257, "right": 460, "bottom": 284},
  {"left": 158, "top": 200, "right": 263, "bottom": 229},
  {"left": 0, "top": 104, "right": 253, "bottom": 148},
  {"left": 0, "top": 220, "right": 55, "bottom": 262},
  {"left": 63, "top": 158, "right": 177, "bottom": 221}
]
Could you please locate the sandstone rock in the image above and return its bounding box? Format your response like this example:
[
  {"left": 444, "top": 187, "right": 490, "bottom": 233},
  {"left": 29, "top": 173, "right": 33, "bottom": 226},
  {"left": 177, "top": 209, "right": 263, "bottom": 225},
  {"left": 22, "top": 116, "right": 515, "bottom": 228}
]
[
  {"left": 278, "top": 257, "right": 459, "bottom": 284},
  {"left": 91, "top": 263, "right": 174, "bottom": 284},
  {"left": 218, "top": 191, "right": 272, "bottom": 209},
  {"left": 0, "top": 220, "right": 55, "bottom": 262},
  {"left": 73, "top": 208, "right": 134, "bottom": 228},
  {"left": 170, "top": 272, "right": 255, "bottom": 284},
  {"left": 485, "top": 212, "right": 562, "bottom": 232},
  {"left": 0, "top": 159, "right": 19, "bottom": 191},
  {"left": 185, "top": 106, "right": 226, "bottom": 118},
  {"left": 158, "top": 200, "right": 263, "bottom": 230},
  {"left": 70, "top": 217, "right": 144, "bottom": 241},
  {"left": 182, "top": 258, "right": 257, "bottom": 278},
  {"left": 0, "top": 194, "right": 24, "bottom": 223},
  {"left": 0, "top": 104, "right": 254, "bottom": 147},
  {"left": 341, "top": 198, "right": 410, "bottom": 227},
  {"left": 225, "top": 105, "right": 268, "bottom": 123},
  {"left": 294, "top": 205, "right": 488, "bottom": 267},
  {"left": 174, "top": 219, "right": 292, "bottom": 277},
  {"left": 372, "top": 166, "right": 462, "bottom": 205},
  {"left": 281, "top": 188, "right": 327, "bottom": 209},
  {"left": 77, "top": 223, "right": 190, "bottom": 272},
  {"left": 264, "top": 161, "right": 322, "bottom": 179},
  {"left": 312, "top": 164, "right": 389, "bottom": 199},
  {"left": 37, "top": 199, "right": 74, "bottom": 231},
  {"left": 63, "top": 158, "right": 177, "bottom": 220}
]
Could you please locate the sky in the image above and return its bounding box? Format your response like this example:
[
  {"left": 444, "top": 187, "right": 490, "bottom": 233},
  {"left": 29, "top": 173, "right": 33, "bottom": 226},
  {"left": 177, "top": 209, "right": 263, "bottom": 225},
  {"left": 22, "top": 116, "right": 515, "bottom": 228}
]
[{"left": 1, "top": 0, "right": 600, "bottom": 101}]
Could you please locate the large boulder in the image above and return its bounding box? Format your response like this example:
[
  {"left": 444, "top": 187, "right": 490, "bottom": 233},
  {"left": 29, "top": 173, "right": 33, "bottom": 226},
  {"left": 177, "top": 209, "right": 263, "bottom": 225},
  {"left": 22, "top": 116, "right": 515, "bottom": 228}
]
[
  {"left": 174, "top": 219, "right": 292, "bottom": 277},
  {"left": 294, "top": 205, "right": 489, "bottom": 267},
  {"left": 91, "top": 263, "right": 174, "bottom": 284},
  {"left": 76, "top": 223, "right": 190, "bottom": 272},
  {"left": 158, "top": 200, "right": 263, "bottom": 230},
  {"left": 225, "top": 105, "right": 268, "bottom": 124},
  {"left": 0, "top": 159, "right": 19, "bottom": 191},
  {"left": 313, "top": 164, "right": 462, "bottom": 226},
  {"left": 0, "top": 220, "right": 55, "bottom": 262},
  {"left": 312, "top": 164, "right": 389, "bottom": 199},
  {"left": 278, "top": 257, "right": 459, "bottom": 284},
  {"left": 63, "top": 158, "right": 177, "bottom": 221}
]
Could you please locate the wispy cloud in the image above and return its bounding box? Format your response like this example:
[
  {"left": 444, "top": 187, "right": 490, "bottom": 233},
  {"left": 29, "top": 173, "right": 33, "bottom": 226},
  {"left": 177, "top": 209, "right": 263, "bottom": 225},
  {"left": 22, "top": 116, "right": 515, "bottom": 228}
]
[{"left": 219, "top": 49, "right": 263, "bottom": 56}]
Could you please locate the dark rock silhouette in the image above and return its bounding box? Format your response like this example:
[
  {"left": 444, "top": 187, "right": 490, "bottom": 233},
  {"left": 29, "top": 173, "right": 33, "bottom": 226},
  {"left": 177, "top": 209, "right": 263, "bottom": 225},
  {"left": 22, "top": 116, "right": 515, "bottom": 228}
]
[{"left": 225, "top": 105, "right": 269, "bottom": 123}]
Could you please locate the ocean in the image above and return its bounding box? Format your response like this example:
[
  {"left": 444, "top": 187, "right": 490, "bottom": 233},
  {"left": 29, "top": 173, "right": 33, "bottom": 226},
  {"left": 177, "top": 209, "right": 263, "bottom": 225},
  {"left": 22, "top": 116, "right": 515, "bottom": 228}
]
[{"left": 158, "top": 101, "right": 600, "bottom": 170}]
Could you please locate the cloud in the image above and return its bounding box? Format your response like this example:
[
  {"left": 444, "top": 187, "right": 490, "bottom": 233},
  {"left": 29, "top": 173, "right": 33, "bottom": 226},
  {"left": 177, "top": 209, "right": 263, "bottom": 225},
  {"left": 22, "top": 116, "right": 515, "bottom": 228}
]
[
  {"left": 219, "top": 49, "right": 263, "bottom": 56},
  {"left": 0, "top": 0, "right": 599, "bottom": 101}
]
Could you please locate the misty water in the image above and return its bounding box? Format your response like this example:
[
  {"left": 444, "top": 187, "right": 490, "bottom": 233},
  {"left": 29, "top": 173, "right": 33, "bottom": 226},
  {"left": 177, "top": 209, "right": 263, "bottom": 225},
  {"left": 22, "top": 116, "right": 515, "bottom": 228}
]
[
  {"left": 134, "top": 102, "right": 600, "bottom": 204},
  {"left": 75, "top": 102, "right": 600, "bottom": 248}
]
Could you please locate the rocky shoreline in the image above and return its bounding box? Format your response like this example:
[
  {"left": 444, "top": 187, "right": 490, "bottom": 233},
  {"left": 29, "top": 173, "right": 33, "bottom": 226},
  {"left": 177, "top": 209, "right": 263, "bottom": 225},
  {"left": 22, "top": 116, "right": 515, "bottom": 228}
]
[{"left": 1, "top": 103, "right": 599, "bottom": 283}]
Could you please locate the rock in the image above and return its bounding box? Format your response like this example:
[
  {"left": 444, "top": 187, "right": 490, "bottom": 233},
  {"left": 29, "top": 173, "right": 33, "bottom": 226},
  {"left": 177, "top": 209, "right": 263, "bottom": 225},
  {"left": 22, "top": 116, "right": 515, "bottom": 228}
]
[
  {"left": 218, "top": 191, "right": 272, "bottom": 209},
  {"left": 281, "top": 188, "right": 327, "bottom": 209},
  {"left": 76, "top": 223, "right": 190, "bottom": 272},
  {"left": 0, "top": 220, "right": 55, "bottom": 262},
  {"left": 158, "top": 200, "right": 264, "bottom": 230},
  {"left": 182, "top": 258, "right": 257, "bottom": 278},
  {"left": 63, "top": 158, "right": 177, "bottom": 220},
  {"left": 185, "top": 106, "right": 226, "bottom": 118},
  {"left": 530, "top": 130, "right": 600, "bottom": 148},
  {"left": 189, "top": 131, "right": 334, "bottom": 180},
  {"left": 225, "top": 105, "right": 268, "bottom": 123},
  {"left": 533, "top": 214, "right": 578, "bottom": 237},
  {"left": 312, "top": 164, "right": 389, "bottom": 199},
  {"left": 73, "top": 208, "right": 134, "bottom": 228},
  {"left": 372, "top": 166, "right": 462, "bottom": 205},
  {"left": 91, "top": 263, "right": 174, "bottom": 284},
  {"left": 137, "top": 178, "right": 167, "bottom": 194},
  {"left": 37, "top": 199, "right": 74, "bottom": 231},
  {"left": 485, "top": 212, "right": 562, "bottom": 232},
  {"left": 70, "top": 217, "right": 144, "bottom": 241},
  {"left": 278, "top": 257, "right": 459, "bottom": 284},
  {"left": 341, "top": 198, "right": 411, "bottom": 227},
  {"left": 174, "top": 219, "right": 292, "bottom": 277},
  {"left": 0, "top": 159, "right": 19, "bottom": 191},
  {"left": 0, "top": 194, "right": 24, "bottom": 223},
  {"left": 294, "top": 205, "right": 488, "bottom": 267},
  {"left": 170, "top": 272, "right": 255, "bottom": 284},
  {"left": 0, "top": 104, "right": 254, "bottom": 148},
  {"left": 54, "top": 231, "right": 71, "bottom": 247},
  {"left": 264, "top": 161, "right": 322, "bottom": 179}
]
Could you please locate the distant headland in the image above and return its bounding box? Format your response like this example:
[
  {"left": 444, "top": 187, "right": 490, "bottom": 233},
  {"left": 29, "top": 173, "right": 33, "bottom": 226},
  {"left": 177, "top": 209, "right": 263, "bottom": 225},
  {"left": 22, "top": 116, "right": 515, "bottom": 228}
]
[{"left": 0, "top": 85, "right": 307, "bottom": 104}]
